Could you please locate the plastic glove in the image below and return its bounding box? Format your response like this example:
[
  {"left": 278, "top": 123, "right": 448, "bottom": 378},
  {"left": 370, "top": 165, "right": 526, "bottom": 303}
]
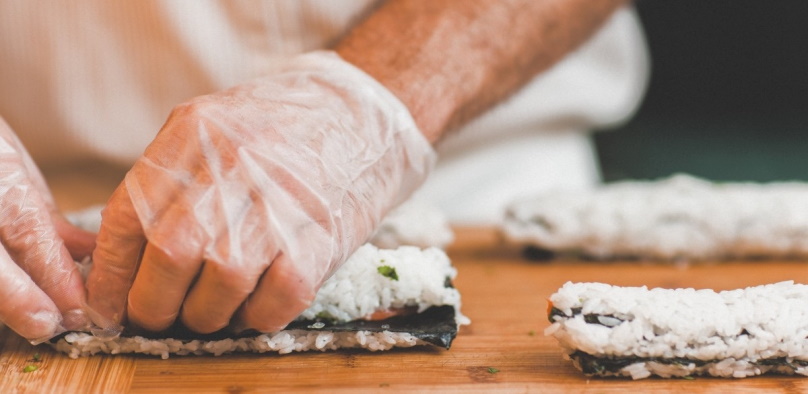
[
  {"left": 0, "top": 117, "right": 95, "bottom": 343},
  {"left": 87, "top": 51, "right": 435, "bottom": 334}
]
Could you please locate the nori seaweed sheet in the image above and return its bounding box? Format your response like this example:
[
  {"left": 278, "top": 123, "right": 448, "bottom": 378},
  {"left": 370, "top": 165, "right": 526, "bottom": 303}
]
[
  {"left": 51, "top": 305, "right": 458, "bottom": 349},
  {"left": 569, "top": 350, "right": 808, "bottom": 376},
  {"left": 521, "top": 246, "right": 556, "bottom": 262},
  {"left": 570, "top": 351, "right": 706, "bottom": 375}
]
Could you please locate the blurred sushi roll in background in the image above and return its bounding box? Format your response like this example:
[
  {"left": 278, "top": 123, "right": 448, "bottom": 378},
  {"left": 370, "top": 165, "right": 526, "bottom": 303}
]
[{"left": 502, "top": 174, "right": 808, "bottom": 261}]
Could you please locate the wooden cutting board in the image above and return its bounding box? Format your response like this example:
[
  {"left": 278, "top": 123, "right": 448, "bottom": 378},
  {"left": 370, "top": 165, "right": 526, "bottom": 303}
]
[{"left": 3, "top": 227, "right": 808, "bottom": 393}]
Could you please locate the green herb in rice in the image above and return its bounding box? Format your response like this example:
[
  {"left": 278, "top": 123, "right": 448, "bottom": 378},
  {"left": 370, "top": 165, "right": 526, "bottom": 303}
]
[
  {"left": 23, "top": 365, "right": 38, "bottom": 373},
  {"left": 377, "top": 265, "right": 399, "bottom": 281}
]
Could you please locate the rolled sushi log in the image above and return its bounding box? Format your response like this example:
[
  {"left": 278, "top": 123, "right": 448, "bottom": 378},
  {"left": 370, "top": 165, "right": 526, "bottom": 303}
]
[
  {"left": 545, "top": 281, "right": 808, "bottom": 379},
  {"left": 502, "top": 174, "right": 808, "bottom": 260},
  {"left": 53, "top": 244, "right": 469, "bottom": 359}
]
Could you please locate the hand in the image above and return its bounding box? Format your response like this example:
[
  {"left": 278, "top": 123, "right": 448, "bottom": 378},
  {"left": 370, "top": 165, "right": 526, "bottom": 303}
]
[
  {"left": 0, "top": 117, "right": 95, "bottom": 343},
  {"left": 86, "top": 51, "right": 435, "bottom": 334}
]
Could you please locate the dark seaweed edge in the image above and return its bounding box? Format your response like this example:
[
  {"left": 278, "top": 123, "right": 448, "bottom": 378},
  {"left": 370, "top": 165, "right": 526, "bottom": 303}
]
[
  {"left": 569, "top": 350, "right": 808, "bottom": 377},
  {"left": 51, "top": 305, "right": 458, "bottom": 349},
  {"left": 521, "top": 245, "right": 556, "bottom": 262}
]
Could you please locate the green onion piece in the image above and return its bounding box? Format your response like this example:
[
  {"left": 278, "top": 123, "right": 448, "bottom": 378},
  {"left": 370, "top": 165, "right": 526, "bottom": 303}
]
[
  {"left": 23, "top": 365, "right": 39, "bottom": 373},
  {"left": 32, "top": 353, "right": 41, "bottom": 361},
  {"left": 487, "top": 367, "right": 500, "bottom": 374},
  {"left": 377, "top": 265, "right": 399, "bottom": 281}
]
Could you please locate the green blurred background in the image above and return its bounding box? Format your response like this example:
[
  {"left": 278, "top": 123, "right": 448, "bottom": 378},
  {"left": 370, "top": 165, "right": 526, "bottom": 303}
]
[{"left": 595, "top": 1, "right": 808, "bottom": 182}]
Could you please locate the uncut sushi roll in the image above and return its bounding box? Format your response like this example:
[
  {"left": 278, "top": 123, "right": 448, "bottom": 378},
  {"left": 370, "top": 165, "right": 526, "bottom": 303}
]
[
  {"left": 54, "top": 204, "right": 464, "bottom": 359},
  {"left": 545, "top": 281, "right": 808, "bottom": 379},
  {"left": 53, "top": 244, "right": 469, "bottom": 359},
  {"left": 502, "top": 174, "right": 808, "bottom": 260}
]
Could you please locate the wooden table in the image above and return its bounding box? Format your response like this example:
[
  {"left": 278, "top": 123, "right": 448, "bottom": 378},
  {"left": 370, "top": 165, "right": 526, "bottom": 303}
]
[{"left": 2, "top": 172, "right": 808, "bottom": 392}]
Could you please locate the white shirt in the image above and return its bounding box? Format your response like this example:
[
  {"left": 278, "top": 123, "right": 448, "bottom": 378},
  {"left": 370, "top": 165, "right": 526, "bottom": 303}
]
[{"left": 0, "top": 1, "right": 648, "bottom": 224}]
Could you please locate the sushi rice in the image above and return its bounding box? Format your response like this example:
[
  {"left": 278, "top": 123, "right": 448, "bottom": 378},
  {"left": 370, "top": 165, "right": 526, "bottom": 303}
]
[{"left": 546, "top": 281, "right": 808, "bottom": 379}]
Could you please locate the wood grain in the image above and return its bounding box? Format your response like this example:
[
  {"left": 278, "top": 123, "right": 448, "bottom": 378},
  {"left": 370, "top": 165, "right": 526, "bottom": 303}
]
[{"left": 3, "top": 228, "right": 808, "bottom": 392}]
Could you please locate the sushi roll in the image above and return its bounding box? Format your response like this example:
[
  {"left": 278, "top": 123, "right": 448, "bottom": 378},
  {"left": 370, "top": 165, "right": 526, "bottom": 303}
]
[
  {"left": 546, "top": 281, "right": 808, "bottom": 379},
  {"left": 53, "top": 244, "right": 468, "bottom": 359},
  {"left": 55, "top": 203, "right": 464, "bottom": 359},
  {"left": 502, "top": 174, "right": 808, "bottom": 260}
]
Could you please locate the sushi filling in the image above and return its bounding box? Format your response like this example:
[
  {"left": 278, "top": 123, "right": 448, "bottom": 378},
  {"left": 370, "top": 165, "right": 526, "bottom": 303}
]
[{"left": 548, "top": 307, "right": 625, "bottom": 327}]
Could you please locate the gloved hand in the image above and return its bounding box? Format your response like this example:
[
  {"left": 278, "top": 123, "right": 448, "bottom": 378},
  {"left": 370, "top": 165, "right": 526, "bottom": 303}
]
[
  {"left": 0, "top": 117, "right": 95, "bottom": 343},
  {"left": 86, "top": 51, "right": 435, "bottom": 334}
]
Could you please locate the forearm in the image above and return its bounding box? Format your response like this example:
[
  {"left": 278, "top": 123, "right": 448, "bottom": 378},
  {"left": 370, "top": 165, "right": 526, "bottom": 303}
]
[{"left": 336, "top": 0, "right": 630, "bottom": 143}]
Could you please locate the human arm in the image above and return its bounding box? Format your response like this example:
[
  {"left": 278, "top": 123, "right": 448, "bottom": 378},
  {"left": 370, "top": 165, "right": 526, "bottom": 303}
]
[
  {"left": 86, "top": 0, "right": 629, "bottom": 334},
  {"left": 336, "top": 0, "right": 630, "bottom": 142}
]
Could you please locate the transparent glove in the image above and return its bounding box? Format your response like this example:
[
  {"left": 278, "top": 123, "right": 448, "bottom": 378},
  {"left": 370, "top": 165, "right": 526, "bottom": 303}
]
[
  {"left": 0, "top": 117, "right": 95, "bottom": 343},
  {"left": 87, "top": 51, "right": 435, "bottom": 334}
]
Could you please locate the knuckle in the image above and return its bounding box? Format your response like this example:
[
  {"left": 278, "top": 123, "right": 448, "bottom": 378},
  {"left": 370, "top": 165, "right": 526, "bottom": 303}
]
[
  {"left": 149, "top": 237, "right": 196, "bottom": 264},
  {"left": 244, "top": 290, "right": 316, "bottom": 333}
]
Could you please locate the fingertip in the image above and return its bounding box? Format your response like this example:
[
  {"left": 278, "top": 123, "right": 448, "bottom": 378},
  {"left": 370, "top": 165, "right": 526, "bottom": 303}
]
[
  {"left": 179, "top": 261, "right": 267, "bottom": 334},
  {"left": 179, "top": 298, "right": 231, "bottom": 334},
  {"left": 180, "top": 314, "right": 228, "bottom": 335},
  {"left": 237, "top": 256, "right": 316, "bottom": 333},
  {"left": 125, "top": 244, "right": 201, "bottom": 333},
  {"left": 126, "top": 301, "right": 177, "bottom": 332},
  {"left": 22, "top": 310, "right": 64, "bottom": 345},
  {"left": 85, "top": 272, "right": 128, "bottom": 328},
  {"left": 81, "top": 302, "right": 123, "bottom": 337},
  {"left": 0, "top": 252, "right": 67, "bottom": 343}
]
